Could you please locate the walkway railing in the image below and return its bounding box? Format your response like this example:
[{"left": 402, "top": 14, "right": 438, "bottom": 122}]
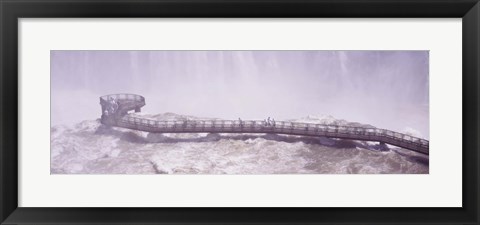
[{"left": 99, "top": 94, "right": 429, "bottom": 155}]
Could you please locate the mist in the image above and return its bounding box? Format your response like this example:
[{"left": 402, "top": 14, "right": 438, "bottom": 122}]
[{"left": 51, "top": 50, "right": 429, "bottom": 139}]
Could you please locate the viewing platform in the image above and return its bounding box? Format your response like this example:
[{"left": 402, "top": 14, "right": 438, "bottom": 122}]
[{"left": 100, "top": 93, "right": 429, "bottom": 155}]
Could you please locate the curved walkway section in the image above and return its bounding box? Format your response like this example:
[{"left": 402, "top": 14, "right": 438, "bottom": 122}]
[{"left": 100, "top": 94, "right": 429, "bottom": 155}]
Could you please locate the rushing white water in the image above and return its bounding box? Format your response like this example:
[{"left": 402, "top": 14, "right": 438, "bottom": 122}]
[{"left": 51, "top": 113, "right": 428, "bottom": 174}]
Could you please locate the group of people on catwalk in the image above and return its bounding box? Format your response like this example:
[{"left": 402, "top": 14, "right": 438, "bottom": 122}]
[{"left": 237, "top": 117, "right": 276, "bottom": 127}]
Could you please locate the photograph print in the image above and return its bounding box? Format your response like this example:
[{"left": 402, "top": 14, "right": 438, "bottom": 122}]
[{"left": 51, "top": 50, "right": 429, "bottom": 174}]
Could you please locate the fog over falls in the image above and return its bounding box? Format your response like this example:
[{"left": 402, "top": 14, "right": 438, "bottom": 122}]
[{"left": 51, "top": 50, "right": 429, "bottom": 139}]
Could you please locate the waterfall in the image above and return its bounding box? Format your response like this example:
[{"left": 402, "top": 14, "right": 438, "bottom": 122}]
[{"left": 51, "top": 50, "right": 429, "bottom": 139}]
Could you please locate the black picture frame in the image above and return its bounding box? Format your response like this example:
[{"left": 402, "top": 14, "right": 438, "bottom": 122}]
[{"left": 1, "top": 0, "right": 479, "bottom": 224}]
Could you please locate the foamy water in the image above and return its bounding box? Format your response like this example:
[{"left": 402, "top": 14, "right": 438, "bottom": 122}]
[{"left": 50, "top": 113, "right": 428, "bottom": 174}]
